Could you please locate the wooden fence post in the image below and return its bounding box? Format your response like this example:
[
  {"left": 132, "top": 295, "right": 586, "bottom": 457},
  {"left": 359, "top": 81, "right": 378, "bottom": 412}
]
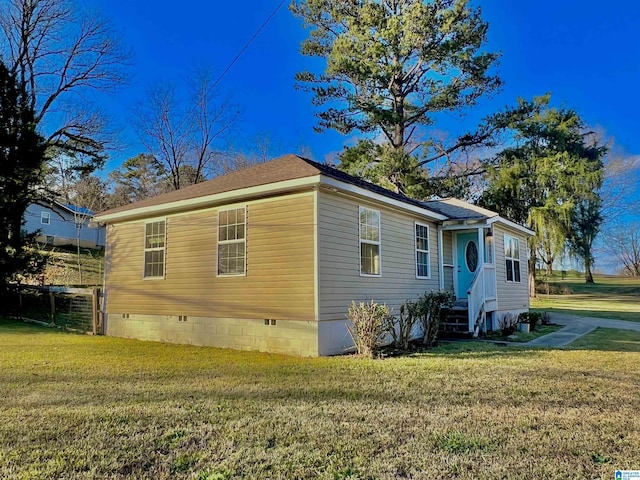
[
  {"left": 49, "top": 291, "right": 55, "bottom": 325},
  {"left": 17, "top": 284, "right": 22, "bottom": 320},
  {"left": 92, "top": 287, "right": 99, "bottom": 335}
]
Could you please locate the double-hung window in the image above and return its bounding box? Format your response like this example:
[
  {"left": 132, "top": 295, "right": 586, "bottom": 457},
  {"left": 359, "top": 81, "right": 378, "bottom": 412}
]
[
  {"left": 415, "top": 223, "right": 430, "bottom": 278},
  {"left": 40, "top": 211, "right": 50, "bottom": 225},
  {"left": 504, "top": 234, "right": 521, "bottom": 282},
  {"left": 359, "top": 207, "right": 381, "bottom": 276},
  {"left": 218, "top": 207, "right": 246, "bottom": 275},
  {"left": 144, "top": 220, "right": 166, "bottom": 278}
]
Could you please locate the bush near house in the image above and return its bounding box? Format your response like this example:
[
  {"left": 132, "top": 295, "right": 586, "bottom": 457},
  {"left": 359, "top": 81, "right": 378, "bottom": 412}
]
[
  {"left": 518, "top": 311, "right": 545, "bottom": 331},
  {"left": 351, "top": 291, "right": 455, "bottom": 356},
  {"left": 498, "top": 313, "right": 518, "bottom": 336},
  {"left": 346, "top": 300, "right": 392, "bottom": 357}
]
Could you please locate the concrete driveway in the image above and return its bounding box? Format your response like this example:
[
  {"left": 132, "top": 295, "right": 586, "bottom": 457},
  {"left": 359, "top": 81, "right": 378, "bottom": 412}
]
[{"left": 525, "top": 313, "right": 640, "bottom": 347}]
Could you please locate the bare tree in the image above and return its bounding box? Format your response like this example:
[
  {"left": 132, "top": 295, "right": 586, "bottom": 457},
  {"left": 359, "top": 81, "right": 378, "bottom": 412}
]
[
  {"left": 220, "top": 134, "right": 281, "bottom": 174},
  {"left": 135, "top": 70, "right": 237, "bottom": 190},
  {"left": 0, "top": 0, "right": 129, "bottom": 166},
  {"left": 605, "top": 225, "right": 640, "bottom": 277}
]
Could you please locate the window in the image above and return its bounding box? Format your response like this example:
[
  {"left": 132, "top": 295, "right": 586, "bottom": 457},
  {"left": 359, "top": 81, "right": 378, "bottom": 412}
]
[
  {"left": 465, "top": 240, "right": 478, "bottom": 272},
  {"left": 504, "top": 234, "right": 521, "bottom": 282},
  {"left": 40, "top": 211, "right": 50, "bottom": 225},
  {"left": 218, "top": 207, "right": 246, "bottom": 275},
  {"left": 144, "top": 220, "right": 166, "bottom": 278},
  {"left": 415, "top": 223, "right": 430, "bottom": 278},
  {"left": 359, "top": 207, "right": 380, "bottom": 276}
]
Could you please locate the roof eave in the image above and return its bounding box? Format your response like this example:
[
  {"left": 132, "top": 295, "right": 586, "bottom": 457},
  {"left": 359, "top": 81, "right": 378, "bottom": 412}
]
[
  {"left": 94, "top": 175, "right": 323, "bottom": 223},
  {"left": 319, "top": 176, "right": 448, "bottom": 221},
  {"left": 488, "top": 216, "right": 535, "bottom": 236}
]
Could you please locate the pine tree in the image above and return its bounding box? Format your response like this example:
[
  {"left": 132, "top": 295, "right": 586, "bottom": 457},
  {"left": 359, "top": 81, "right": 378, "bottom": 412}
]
[
  {"left": 291, "top": 0, "right": 502, "bottom": 194},
  {"left": 0, "top": 60, "right": 47, "bottom": 296}
]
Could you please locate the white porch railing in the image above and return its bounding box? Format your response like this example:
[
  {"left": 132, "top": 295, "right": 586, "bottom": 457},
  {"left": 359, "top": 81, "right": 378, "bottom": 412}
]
[{"left": 467, "top": 263, "right": 497, "bottom": 336}]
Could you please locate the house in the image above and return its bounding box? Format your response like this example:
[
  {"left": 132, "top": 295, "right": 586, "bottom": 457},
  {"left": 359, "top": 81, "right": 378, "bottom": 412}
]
[
  {"left": 94, "top": 154, "right": 532, "bottom": 356},
  {"left": 24, "top": 198, "right": 106, "bottom": 249}
]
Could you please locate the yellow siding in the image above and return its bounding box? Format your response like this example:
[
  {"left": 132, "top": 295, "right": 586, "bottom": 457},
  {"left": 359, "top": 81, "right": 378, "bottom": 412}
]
[
  {"left": 104, "top": 193, "right": 316, "bottom": 321},
  {"left": 317, "top": 190, "right": 440, "bottom": 323},
  {"left": 494, "top": 224, "right": 530, "bottom": 311}
]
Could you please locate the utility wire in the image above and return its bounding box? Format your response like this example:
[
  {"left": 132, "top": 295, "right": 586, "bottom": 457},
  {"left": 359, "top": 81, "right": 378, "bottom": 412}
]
[{"left": 211, "top": 0, "right": 287, "bottom": 91}]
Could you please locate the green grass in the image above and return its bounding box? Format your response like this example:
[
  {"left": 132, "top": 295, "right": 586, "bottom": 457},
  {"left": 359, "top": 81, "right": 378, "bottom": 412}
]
[
  {"left": 511, "top": 324, "right": 562, "bottom": 342},
  {"left": 568, "top": 328, "right": 640, "bottom": 352},
  {"left": 531, "top": 273, "right": 640, "bottom": 322},
  {"left": 482, "top": 324, "right": 562, "bottom": 343},
  {"left": 2, "top": 318, "right": 640, "bottom": 479}
]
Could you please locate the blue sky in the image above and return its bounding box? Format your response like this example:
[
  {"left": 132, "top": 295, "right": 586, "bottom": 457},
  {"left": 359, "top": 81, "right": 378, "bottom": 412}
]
[{"left": 91, "top": 0, "right": 640, "bottom": 171}]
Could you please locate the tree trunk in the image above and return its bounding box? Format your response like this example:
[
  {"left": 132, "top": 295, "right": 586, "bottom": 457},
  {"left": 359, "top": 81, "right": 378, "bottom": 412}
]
[
  {"left": 545, "top": 259, "right": 553, "bottom": 276},
  {"left": 584, "top": 257, "right": 594, "bottom": 283}
]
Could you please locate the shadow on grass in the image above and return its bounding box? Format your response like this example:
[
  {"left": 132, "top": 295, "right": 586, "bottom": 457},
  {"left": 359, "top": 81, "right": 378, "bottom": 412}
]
[{"left": 0, "top": 317, "right": 87, "bottom": 336}]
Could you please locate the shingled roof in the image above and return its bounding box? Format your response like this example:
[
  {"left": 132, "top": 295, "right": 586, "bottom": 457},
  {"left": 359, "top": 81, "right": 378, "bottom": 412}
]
[
  {"left": 96, "top": 154, "right": 441, "bottom": 219},
  {"left": 422, "top": 198, "right": 499, "bottom": 221}
]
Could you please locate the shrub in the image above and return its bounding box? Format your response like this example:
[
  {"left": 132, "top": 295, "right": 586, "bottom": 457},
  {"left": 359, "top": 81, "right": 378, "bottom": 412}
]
[
  {"left": 346, "top": 300, "right": 392, "bottom": 358},
  {"left": 416, "top": 290, "right": 455, "bottom": 347},
  {"left": 498, "top": 313, "right": 518, "bottom": 336},
  {"left": 518, "top": 312, "right": 543, "bottom": 331},
  {"left": 386, "top": 300, "right": 420, "bottom": 350},
  {"left": 541, "top": 311, "right": 551, "bottom": 325}
]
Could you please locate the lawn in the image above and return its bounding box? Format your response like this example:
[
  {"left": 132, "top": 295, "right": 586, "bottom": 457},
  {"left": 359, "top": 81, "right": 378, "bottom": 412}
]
[
  {"left": 2, "top": 319, "right": 640, "bottom": 479},
  {"left": 531, "top": 273, "right": 640, "bottom": 322},
  {"left": 569, "top": 327, "right": 640, "bottom": 352}
]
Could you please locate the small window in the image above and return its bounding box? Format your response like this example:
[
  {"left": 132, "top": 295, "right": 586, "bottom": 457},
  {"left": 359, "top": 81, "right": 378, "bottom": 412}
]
[
  {"left": 504, "top": 234, "right": 521, "bottom": 283},
  {"left": 144, "top": 220, "right": 166, "bottom": 278},
  {"left": 415, "top": 223, "right": 430, "bottom": 278},
  {"left": 465, "top": 240, "right": 478, "bottom": 272},
  {"left": 359, "top": 207, "right": 381, "bottom": 276},
  {"left": 218, "top": 207, "right": 246, "bottom": 275},
  {"left": 40, "top": 211, "right": 50, "bottom": 225}
]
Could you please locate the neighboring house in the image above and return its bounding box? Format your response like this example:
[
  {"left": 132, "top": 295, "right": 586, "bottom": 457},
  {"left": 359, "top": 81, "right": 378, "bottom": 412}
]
[
  {"left": 95, "top": 154, "right": 532, "bottom": 356},
  {"left": 24, "top": 198, "right": 106, "bottom": 249}
]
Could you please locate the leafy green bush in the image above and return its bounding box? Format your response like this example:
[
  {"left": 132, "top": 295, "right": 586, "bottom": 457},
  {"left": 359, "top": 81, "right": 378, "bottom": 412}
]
[
  {"left": 518, "top": 311, "right": 543, "bottom": 331},
  {"left": 346, "top": 300, "right": 392, "bottom": 358}
]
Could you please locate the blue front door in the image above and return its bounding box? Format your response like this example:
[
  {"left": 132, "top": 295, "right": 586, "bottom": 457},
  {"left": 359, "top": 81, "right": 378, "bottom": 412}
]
[{"left": 456, "top": 232, "right": 479, "bottom": 299}]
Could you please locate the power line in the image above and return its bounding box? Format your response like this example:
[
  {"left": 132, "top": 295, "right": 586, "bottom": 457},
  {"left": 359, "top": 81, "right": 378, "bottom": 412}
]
[{"left": 211, "top": 0, "right": 287, "bottom": 91}]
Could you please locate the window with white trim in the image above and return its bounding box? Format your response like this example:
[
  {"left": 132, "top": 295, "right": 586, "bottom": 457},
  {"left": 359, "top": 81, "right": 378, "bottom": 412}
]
[
  {"left": 504, "top": 234, "right": 521, "bottom": 282},
  {"left": 359, "top": 207, "right": 380, "bottom": 276},
  {"left": 218, "top": 207, "right": 246, "bottom": 275},
  {"left": 40, "top": 211, "right": 50, "bottom": 225},
  {"left": 415, "top": 223, "right": 430, "bottom": 278},
  {"left": 144, "top": 220, "right": 166, "bottom": 278}
]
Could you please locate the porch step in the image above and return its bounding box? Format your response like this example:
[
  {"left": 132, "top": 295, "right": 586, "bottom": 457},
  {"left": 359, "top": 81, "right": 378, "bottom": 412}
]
[
  {"left": 439, "top": 307, "right": 470, "bottom": 334},
  {"left": 453, "top": 298, "right": 468, "bottom": 309}
]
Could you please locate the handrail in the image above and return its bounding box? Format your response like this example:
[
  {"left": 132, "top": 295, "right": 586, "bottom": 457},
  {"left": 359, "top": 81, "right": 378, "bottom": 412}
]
[{"left": 466, "top": 262, "right": 496, "bottom": 335}]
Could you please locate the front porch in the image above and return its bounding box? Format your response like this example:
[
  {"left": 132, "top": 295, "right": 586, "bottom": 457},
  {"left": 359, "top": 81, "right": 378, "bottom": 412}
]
[{"left": 439, "top": 225, "right": 497, "bottom": 336}]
